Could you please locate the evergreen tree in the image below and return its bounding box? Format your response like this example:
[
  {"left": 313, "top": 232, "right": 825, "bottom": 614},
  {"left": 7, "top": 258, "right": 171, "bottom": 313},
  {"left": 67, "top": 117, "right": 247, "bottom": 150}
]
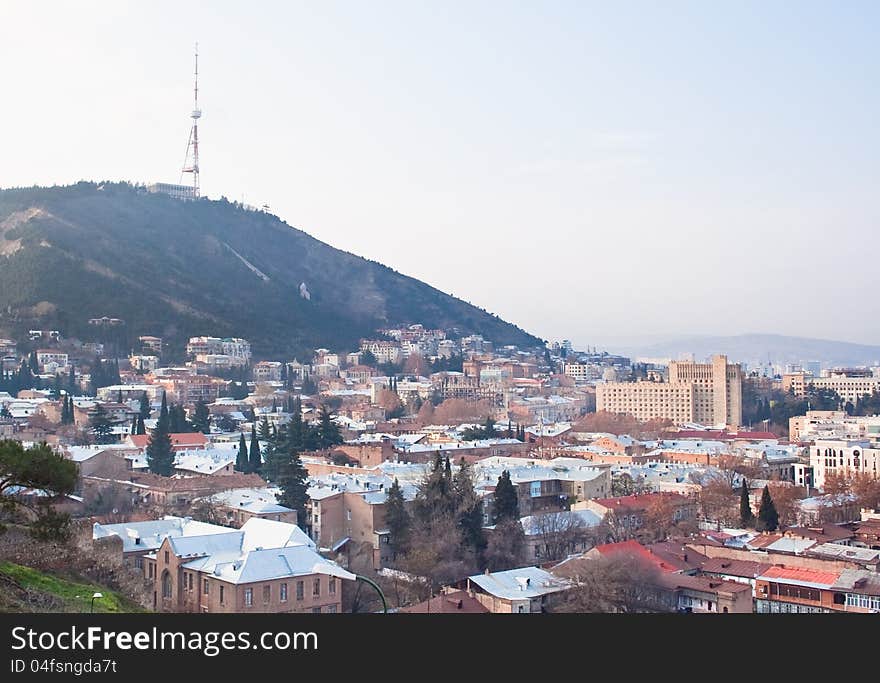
[
  {"left": 277, "top": 451, "right": 309, "bottom": 528},
  {"left": 492, "top": 470, "right": 519, "bottom": 524},
  {"left": 139, "top": 391, "right": 151, "bottom": 420},
  {"left": 454, "top": 459, "right": 486, "bottom": 558},
  {"left": 385, "top": 478, "right": 411, "bottom": 558},
  {"left": 28, "top": 350, "right": 39, "bottom": 374},
  {"left": 90, "top": 404, "right": 114, "bottom": 444},
  {"left": 67, "top": 366, "right": 77, "bottom": 395},
  {"left": 316, "top": 403, "right": 343, "bottom": 449},
  {"left": 258, "top": 416, "right": 271, "bottom": 441},
  {"left": 191, "top": 400, "right": 211, "bottom": 434},
  {"left": 116, "top": 389, "right": 123, "bottom": 405},
  {"left": 739, "top": 479, "right": 754, "bottom": 528},
  {"left": 146, "top": 406, "right": 175, "bottom": 476},
  {"left": 249, "top": 424, "right": 262, "bottom": 474},
  {"left": 756, "top": 485, "right": 779, "bottom": 532},
  {"left": 236, "top": 432, "right": 249, "bottom": 472},
  {"left": 136, "top": 415, "right": 146, "bottom": 435},
  {"left": 130, "top": 417, "right": 137, "bottom": 435},
  {"left": 288, "top": 397, "right": 304, "bottom": 453},
  {"left": 50, "top": 373, "right": 61, "bottom": 399},
  {"left": 159, "top": 392, "right": 169, "bottom": 425}
]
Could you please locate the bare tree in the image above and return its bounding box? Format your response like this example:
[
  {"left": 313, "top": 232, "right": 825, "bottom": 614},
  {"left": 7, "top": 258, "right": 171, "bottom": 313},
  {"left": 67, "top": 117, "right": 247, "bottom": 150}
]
[
  {"left": 550, "top": 553, "right": 668, "bottom": 613},
  {"left": 529, "top": 511, "right": 591, "bottom": 561}
]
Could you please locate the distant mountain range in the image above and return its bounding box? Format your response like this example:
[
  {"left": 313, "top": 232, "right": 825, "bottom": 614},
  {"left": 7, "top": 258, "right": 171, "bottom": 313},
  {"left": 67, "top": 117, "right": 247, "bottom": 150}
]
[
  {"left": 0, "top": 182, "right": 542, "bottom": 359},
  {"left": 618, "top": 334, "right": 880, "bottom": 368}
]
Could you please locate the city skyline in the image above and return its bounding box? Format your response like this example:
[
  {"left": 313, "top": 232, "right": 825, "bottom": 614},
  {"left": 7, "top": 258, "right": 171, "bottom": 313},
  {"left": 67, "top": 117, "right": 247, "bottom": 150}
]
[{"left": 1, "top": 1, "right": 878, "bottom": 347}]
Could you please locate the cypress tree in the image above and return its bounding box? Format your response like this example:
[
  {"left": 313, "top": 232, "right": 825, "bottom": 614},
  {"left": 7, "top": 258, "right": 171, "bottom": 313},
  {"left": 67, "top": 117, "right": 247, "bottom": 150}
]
[
  {"left": 236, "top": 432, "right": 249, "bottom": 472},
  {"left": 249, "top": 424, "right": 262, "bottom": 474},
  {"left": 159, "top": 392, "right": 169, "bottom": 425},
  {"left": 454, "top": 459, "right": 486, "bottom": 557},
  {"left": 136, "top": 415, "right": 146, "bottom": 435},
  {"left": 116, "top": 389, "right": 123, "bottom": 405},
  {"left": 146, "top": 405, "right": 175, "bottom": 476},
  {"left": 67, "top": 366, "right": 76, "bottom": 394},
  {"left": 385, "top": 478, "right": 410, "bottom": 558},
  {"left": 139, "top": 391, "right": 151, "bottom": 420},
  {"left": 258, "top": 416, "right": 271, "bottom": 441},
  {"left": 756, "top": 485, "right": 779, "bottom": 532},
  {"left": 130, "top": 417, "right": 137, "bottom": 435},
  {"left": 739, "top": 479, "right": 754, "bottom": 527},
  {"left": 492, "top": 470, "right": 519, "bottom": 524}
]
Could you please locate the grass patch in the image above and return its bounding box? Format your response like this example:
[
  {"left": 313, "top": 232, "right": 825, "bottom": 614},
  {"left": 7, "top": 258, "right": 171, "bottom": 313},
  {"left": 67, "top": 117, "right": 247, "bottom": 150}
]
[{"left": 0, "top": 561, "right": 144, "bottom": 613}]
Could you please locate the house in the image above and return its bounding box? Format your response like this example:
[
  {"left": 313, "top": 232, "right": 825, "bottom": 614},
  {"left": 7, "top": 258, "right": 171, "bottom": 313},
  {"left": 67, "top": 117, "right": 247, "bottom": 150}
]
[
  {"left": 582, "top": 492, "right": 698, "bottom": 536},
  {"left": 398, "top": 589, "right": 490, "bottom": 613},
  {"left": 142, "top": 517, "right": 352, "bottom": 613},
  {"left": 755, "top": 565, "right": 880, "bottom": 613},
  {"left": 466, "top": 566, "right": 573, "bottom": 613},
  {"left": 517, "top": 509, "right": 603, "bottom": 563},
  {"left": 209, "top": 487, "right": 298, "bottom": 527},
  {"left": 125, "top": 432, "right": 208, "bottom": 452},
  {"left": 655, "top": 573, "right": 753, "bottom": 613}
]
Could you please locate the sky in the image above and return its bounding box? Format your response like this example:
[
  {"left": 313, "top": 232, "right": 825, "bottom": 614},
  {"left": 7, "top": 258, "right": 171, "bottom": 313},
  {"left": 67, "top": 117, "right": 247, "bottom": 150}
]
[{"left": 1, "top": 1, "right": 878, "bottom": 350}]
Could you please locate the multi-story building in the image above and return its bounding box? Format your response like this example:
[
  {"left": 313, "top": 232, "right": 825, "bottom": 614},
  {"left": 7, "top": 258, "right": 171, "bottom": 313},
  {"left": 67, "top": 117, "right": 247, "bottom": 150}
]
[
  {"left": 0, "top": 339, "right": 17, "bottom": 356},
  {"left": 755, "top": 566, "right": 880, "bottom": 613},
  {"left": 783, "top": 371, "right": 880, "bottom": 405},
  {"left": 809, "top": 438, "right": 880, "bottom": 490},
  {"left": 36, "top": 349, "right": 69, "bottom": 371},
  {"left": 253, "top": 361, "right": 282, "bottom": 382},
  {"left": 790, "top": 411, "right": 880, "bottom": 442},
  {"left": 359, "top": 340, "right": 402, "bottom": 364},
  {"left": 597, "top": 355, "right": 742, "bottom": 427},
  {"left": 186, "top": 337, "right": 251, "bottom": 366},
  {"left": 129, "top": 355, "right": 159, "bottom": 373},
  {"left": 146, "top": 368, "right": 226, "bottom": 405},
  {"left": 138, "top": 335, "right": 163, "bottom": 355}
]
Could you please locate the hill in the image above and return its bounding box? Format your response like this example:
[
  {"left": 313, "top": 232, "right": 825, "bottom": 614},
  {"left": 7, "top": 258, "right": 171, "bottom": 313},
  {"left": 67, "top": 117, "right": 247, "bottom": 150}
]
[
  {"left": 0, "top": 182, "right": 542, "bottom": 359},
  {"left": 622, "top": 333, "right": 880, "bottom": 367},
  {"left": 0, "top": 561, "right": 144, "bottom": 613}
]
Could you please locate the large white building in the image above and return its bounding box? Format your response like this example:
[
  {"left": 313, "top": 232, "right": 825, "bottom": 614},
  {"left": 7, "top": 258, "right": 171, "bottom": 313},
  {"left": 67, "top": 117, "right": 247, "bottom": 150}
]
[
  {"left": 809, "top": 438, "right": 880, "bottom": 490},
  {"left": 186, "top": 337, "right": 251, "bottom": 366}
]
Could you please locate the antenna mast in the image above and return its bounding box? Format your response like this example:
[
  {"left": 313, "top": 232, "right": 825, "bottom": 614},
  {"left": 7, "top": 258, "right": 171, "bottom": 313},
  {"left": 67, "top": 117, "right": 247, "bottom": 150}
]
[{"left": 180, "top": 43, "right": 201, "bottom": 197}]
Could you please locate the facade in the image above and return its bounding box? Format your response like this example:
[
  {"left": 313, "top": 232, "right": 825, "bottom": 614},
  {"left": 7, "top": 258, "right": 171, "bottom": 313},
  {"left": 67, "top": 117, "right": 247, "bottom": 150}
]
[
  {"left": 129, "top": 355, "right": 160, "bottom": 373},
  {"left": 809, "top": 438, "right": 880, "bottom": 490},
  {"left": 146, "top": 182, "right": 197, "bottom": 200},
  {"left": 597, "top": 355, "right": 742, "bottom": 427},
  {"left": 755, "top": 566, "right": 880, "bottom": 613},
  {"left": 138, "top": 336, "right": 163, "bottom": 355},
  {"left": 186, "top": 337, "right": 251, "bottom": 365},
  {"left": 783, "top": 371, "right": 880, "bottom": 405},
  {"left": 253, "top": 361, "right": 283, "bottom": 382},
  {"left": 467, "top": 567, "right": 572, "bottom": 613}
]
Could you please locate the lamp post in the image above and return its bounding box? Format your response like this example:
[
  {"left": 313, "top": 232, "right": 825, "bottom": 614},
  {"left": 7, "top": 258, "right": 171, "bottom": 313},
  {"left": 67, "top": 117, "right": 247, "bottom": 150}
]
[
  {"left": 354, "top": 575, "right": 387, "bottom": 614},
  {"left": 90, "top": 592, "right": 103, "bottom": 613}
]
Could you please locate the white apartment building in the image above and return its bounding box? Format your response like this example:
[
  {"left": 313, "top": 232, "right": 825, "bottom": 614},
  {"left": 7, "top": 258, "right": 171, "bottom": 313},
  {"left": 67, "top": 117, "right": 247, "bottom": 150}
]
[
  {"left": 186, "top": 337, "right": 251, "bottom": 365},
  {"left": 810, "top": 438, "right": 880, "bottom": 490}
]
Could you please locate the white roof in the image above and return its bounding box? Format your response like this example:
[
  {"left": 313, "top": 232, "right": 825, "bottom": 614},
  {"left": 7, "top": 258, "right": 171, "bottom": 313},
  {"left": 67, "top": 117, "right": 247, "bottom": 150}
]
[
  {"left": 210, "top": 487, "right": 293, "bottom": 515},
  {"left": 240, "top": 517, "right": 315, "bottom": 551},
  {"left": 519, "top": 509, "right": 602, "bottom": 536},
  {"left": 468, "top": 566, "right": 571, "bottom": 600},
  {"left": 92, "top": 516, "right": 237, "bottom": 553},
  {"left": 189, "top": 545, "right": 357, "bottom": 585}
]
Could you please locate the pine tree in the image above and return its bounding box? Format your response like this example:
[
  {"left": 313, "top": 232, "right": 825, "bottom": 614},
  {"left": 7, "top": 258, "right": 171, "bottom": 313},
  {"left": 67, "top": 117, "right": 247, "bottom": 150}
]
[
  {"left": 385, "top": 478, "right": 410, "bottom": 558},
  {"left": 277, "top": 451, "right": 309, "bottom": 529},
  {"left": 236, "top": 432, "right": 249, "bottom": 472},
  {"left": 316, "top": 403, "right": 343, "bottom": 449},
  {"left": 288, "top": 397, "right": 304, "bottom": 453},
  {"left": 756, "top": 485, "right": 779, "bottom": 532},
  {"left": 454, "top": 459, "right": 486, "bottom": 558},
  {"left": 90, "top": 404, "right": 114, "bottom": 444},
  {"left": 492, "top": 470, "right": 519, "bottom": 524},
  {"left": 159, "top": 392, "right": 169, "bottom": 424},
  {"left": 191, "top": 400, "right": 211, "bottom": 434},
  {"left": 249, "top": 424, "right": 262, "bottom": 474},
  {"left": 739, "top": 479, "right": 754, "bottom": 528},
  {"left": 146, "top": 406, "right": 175, "bottom": 476}
]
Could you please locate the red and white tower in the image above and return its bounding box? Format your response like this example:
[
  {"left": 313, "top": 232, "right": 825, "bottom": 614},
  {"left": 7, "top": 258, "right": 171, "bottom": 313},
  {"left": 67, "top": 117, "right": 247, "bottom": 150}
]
[{"left": 180, "top": 43, "right": 201, "bottom": 197}]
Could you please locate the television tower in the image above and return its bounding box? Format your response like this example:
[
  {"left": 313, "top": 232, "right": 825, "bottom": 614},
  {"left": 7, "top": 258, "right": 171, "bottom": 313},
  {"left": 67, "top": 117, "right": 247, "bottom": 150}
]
[{"left": 180, "top": 43, "right": 201, "bottom": 197}]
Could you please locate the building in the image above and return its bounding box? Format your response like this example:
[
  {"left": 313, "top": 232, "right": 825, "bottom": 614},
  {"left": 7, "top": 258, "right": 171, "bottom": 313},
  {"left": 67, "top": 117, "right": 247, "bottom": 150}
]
[
  {"left": 35, "top": 350, "right": 69, "bottom": 372},
  {"left": 138, "top": 336, "right": 163, "bottom": 355},
  {"left": 253, "top": 361, "right": 283, "bottom": 382},
  {"left": 129, "top": 355, "right": 159, "bottom": 373},
  {"left": 582, "top": 493, "right": 699, "bottom": 535},
  {"left": 597, "top": 355, "right": 742, "bottom": 427},
  {"left": 140, "top": 517, "right": 354, "bottom": 613},
  {"left": 186, "top": 337, "right": 251, "bottom": 365},
  {"left": 755, "top": 566, "right": 880, "bottom": 613},
  {"left": 146, "top": 182, "right": 197, "bottom": 201},
  {"left": 809, "top": 438, "right": 880, "bottom": 490},
  {"left": 783, "top": 370, "right": 880, "bottom": 405},
  {"left": 466, "top": 566, "right": 572, "bottom": 613}
]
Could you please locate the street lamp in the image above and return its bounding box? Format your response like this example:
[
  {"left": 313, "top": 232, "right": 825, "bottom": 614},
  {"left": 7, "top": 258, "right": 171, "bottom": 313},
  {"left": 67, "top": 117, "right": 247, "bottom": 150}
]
[
  {"left": 354, "top": 575, "right": 387, "bottom": 614},
  {"left": 90, "top": 592, "right": 103, "bottom": 613}
]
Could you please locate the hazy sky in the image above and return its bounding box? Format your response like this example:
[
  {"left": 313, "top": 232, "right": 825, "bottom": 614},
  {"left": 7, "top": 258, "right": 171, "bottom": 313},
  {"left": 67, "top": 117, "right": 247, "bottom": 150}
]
[{"left": 2, "top": 1, "right": 878, "bottom": 349}]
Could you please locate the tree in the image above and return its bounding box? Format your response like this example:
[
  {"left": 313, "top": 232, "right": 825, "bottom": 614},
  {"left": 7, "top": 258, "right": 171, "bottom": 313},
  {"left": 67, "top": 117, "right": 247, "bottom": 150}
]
[
  {"left": 767, "top": 482, "right": 806, "bottom": 528},
  {"left": 756, "top": 485, "right": 779, "bottom": 532},
  {"left": 385, "top": 478, "right": 411, "bottom": 559},
  {"left": 191, "top": 400, "right": 211, "bottom": 434},
  {"left": 277, "top": 451, "right": 309, "bottom": 528},
  {"left": 529, "top": 511, "right": 592, "bottom": 562},
  {"left": 135, "top": 415, "right": 146, "bottom": 435},
  {"left": 551, "top": 553, "right": 666, "bottom": 613},
  {"left": 483, "top": 518, "right": 526, "bottom": 571},
  {"left": 236, "top": 433, "right": 249, "bottom": 472},
  {"left": 146, "top": 405, "right": 175, "bottom": 476},
  {"left": 89, "top": 404, "right": 114, "bottom": 444},
  {"left": 454, "top": 459, "right": 486, "bottom": 559},
  {"left": 257, "top": 416, "right": 271, "bottom": 441},
  {"left": 739, "top": 479, "right": 754, "bottom": 528},
  {"left": 492, "top": 470, "right": 519, "bottom": 524},
  {"left": 248, "top": 424, "right": 262, "bottom": 474},
  {"left": 0, "top": 441, "right": 78, "bottom": 537},
  {"left": 316, "top": 403, "right": 343, "bottom": 449}
]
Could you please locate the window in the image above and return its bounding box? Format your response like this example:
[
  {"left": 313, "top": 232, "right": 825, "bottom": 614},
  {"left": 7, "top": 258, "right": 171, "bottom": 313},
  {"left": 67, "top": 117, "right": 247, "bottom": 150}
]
[
  {"left": 312, "top": 607, "right": 321, "bottom": 614},
  {"left": 329, "top": 577, "right": 336, "bottom": 595},
  {"left": 219, "top": 586, "right": 225, "bottom": 604},
  {"left": 296, "top": 581, "right": 304, "bottom": 600},
  {"left": 327, "top": 604, "right": 337, "bottom": 613},
  {"left": 135, "top": 557, "right": 143, "bottom": 569},
  {"left": 164, "top": 551, "right": 169, "bottom": 563},
  {"left": 161, "top": 571, "right": 172, "bottom": 599},
  {"left": 245, "top": 588, "right": 253, "bottom": 606},
  {"left": 263, "top": 585, "right": 271, "bottom": 604},
  {"left": 203, "top": 579, "right": 209, "bottom": 595},
  {"left": 313, "top": 578, "right": 321, "bottom": 597},
  {"left": 280, "top": 583, "right": 288, "bottom": 602}
]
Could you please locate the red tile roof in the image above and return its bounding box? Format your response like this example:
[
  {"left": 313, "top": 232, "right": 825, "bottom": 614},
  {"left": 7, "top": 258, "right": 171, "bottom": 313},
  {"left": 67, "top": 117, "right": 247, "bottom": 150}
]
[
  {"left": 398, "top": 590, "right": 489, "bottom": 614},
  {"left": 593, "top": 540, "right": 681, "bottom": 573},
  {"left": 760, "top": 566, "right": 840, "bottom": 587},
  {"left": 592, "top": 492, "right": 691, "bottom": 512},
  {"left": 672, "top": 430, "right": 777, "bottom": 441}
]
